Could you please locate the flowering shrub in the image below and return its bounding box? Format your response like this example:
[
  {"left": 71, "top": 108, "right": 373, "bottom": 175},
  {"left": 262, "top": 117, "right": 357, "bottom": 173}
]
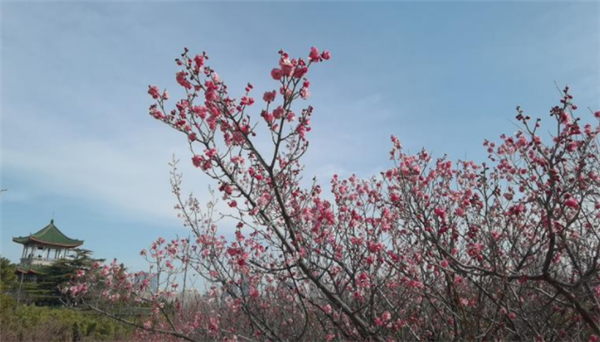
[{"left": 69, "top": 47, "right": 600, "bottom": 342}]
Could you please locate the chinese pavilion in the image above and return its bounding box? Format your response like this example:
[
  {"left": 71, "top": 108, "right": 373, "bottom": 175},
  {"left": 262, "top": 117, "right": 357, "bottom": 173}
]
[{"left": 13, "top": 219, "right": 84, "bottom": 276}]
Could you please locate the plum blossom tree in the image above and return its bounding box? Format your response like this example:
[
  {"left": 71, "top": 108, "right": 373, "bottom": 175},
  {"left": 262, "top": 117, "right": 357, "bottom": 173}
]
[{"left": 69, "top": 47, "right": 600, "bottom": 342}]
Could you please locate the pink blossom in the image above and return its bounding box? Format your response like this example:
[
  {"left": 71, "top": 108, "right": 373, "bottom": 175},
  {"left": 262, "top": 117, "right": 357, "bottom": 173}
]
[
  {"left": 240, "top": 96, "right": 254, "bottom": 106},
  {"left": 270, "top": 68, "right": 283, "bottom": 80},
  {"left": 191, "top": 105, "right": 207, "bottom": 119},
  {"left": 261, "top": 110, "right": 274, "bottom": 124},
  {"left": 566, "top": 142, "right": 578, "bottom": 152},
  {"left": 559, "top": 111, "right": 572, "bottom": 125},
  {"left": 151, "top": 109, "right": 165, "bottom": 120},
  {"left": 148, "top": 85, "right": 161, "bottom": 99},
  {"left": 279, "top": 58, "right": 294, "bottom": 76},
  {"left": 293, "top": 66, "right": 308, "bottom": 78},
  {"left": 176, "top": 71, "right": 192, "bottom": 89},
  {"left": 208, "top": 317, "right": 219, "bottom": 333},
  {"left": 434, "top": 207, "right": 446, "bottom": 220},
  {"left": 564, "top": 198, "right": 578, "bottom": 209},
  {"left": 286, "top": 111, "right": 295, "bottom": 122},
  {"left": 263, "top": 90, "right": 276, "bottom": 103},
  {"left": 368, "top": 241, "right": 383, "bottom": 253},
  {"left": 193, "top": 54, "right": 204, "bottom": 69},
  {"left": 204, "top": 148, "right": 218, "bottom": 159},
  {"left": 300, "top": 87, "right": 310, "bottom": 100},
  {"left": 273, "top": 106, "right": 285, "bottom": 120},
  {"left": 309, "top": 47, "right": 321, "bottom": 62},
  {"left": 192, "top": 155, "right": 202, "bottom": 168}
]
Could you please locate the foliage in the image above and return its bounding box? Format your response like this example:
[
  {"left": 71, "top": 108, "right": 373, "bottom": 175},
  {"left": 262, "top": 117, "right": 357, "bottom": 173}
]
[
  {"left": 70, "top": 48, "right": 600, "bottom": 342},
  {"left": 1, "top": 256, "right": 18, "bottom": 292},
  {"left": 0, "top": 292, "right": 133, "bottom": 342},
  {"left": 32, "top": 249, "right": 103, "bottom": 306}
]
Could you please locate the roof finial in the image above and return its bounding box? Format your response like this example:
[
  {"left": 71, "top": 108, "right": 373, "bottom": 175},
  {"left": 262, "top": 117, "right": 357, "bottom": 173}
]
[{"left": 51, "top": 212, "right": 55, "bottom": 224}]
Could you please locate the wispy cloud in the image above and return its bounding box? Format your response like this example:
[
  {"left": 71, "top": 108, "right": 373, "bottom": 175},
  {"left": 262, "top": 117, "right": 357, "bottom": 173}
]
[
  {"left": 2, "top": 110, "right": 209, "bottom": 226},
  {"left": 1, "top": 1, "right": 598, "bottom": 266}
]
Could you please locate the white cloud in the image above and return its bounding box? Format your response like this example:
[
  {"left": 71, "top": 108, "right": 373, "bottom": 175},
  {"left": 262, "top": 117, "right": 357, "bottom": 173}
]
[{"left": 2, "top": 117, "right": 213, "bottom": 227}]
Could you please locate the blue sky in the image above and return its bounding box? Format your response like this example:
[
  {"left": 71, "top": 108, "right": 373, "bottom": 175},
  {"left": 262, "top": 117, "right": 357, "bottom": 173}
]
[{"left": 1, "top": 1, "right": 599, "bottom": 272}]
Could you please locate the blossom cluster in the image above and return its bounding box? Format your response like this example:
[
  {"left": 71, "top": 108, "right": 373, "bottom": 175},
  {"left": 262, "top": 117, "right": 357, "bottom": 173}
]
[{"left": 66, "top": 49, "right": 600, "bottom": 342}]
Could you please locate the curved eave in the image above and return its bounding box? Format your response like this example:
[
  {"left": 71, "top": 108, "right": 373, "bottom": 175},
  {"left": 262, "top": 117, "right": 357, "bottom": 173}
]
[
  {"left": 12, "top": 237, "right": 29, "bottom": 245},
  {"left": 13, "top": 236, "right": 84, "bottom": 248},
  {"left": 16, "top": 268, "right": 41, "bottom": 275}
]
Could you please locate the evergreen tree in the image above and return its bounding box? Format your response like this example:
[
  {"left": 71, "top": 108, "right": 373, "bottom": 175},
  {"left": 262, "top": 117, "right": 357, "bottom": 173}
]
[
  {"left": 32, "top": 249, "right": 103, "bottom": 306},
  {"left": 0, "top": 256, "right": 18, "bottom": 292}
]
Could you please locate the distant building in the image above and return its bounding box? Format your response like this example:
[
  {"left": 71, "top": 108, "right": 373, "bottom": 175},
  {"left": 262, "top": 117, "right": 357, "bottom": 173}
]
[
  {"left": 134, "top": 271, "right": 159, "bottom": 294},
  {"left": 13, "top": 219, "right": 84, "bottom": 279}
]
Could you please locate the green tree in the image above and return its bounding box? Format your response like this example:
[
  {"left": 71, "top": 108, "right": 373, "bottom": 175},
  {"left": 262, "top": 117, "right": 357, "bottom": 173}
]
[
  {"left": 32, "top": 249, "right": 104, "bottom": 306},
  {"left": 0, "top": 256, "right": 18, "bottom": 292}
]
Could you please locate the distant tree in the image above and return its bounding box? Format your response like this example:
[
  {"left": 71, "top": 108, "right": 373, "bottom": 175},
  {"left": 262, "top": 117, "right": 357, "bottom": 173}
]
[{"left": 0, "top": 256, "right": 18, "bottom": 292}]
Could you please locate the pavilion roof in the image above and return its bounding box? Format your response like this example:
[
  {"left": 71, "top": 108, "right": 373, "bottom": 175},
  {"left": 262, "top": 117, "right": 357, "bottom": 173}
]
[{"left": 13, "top": 220, "right": 84, "bottom": 248}]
